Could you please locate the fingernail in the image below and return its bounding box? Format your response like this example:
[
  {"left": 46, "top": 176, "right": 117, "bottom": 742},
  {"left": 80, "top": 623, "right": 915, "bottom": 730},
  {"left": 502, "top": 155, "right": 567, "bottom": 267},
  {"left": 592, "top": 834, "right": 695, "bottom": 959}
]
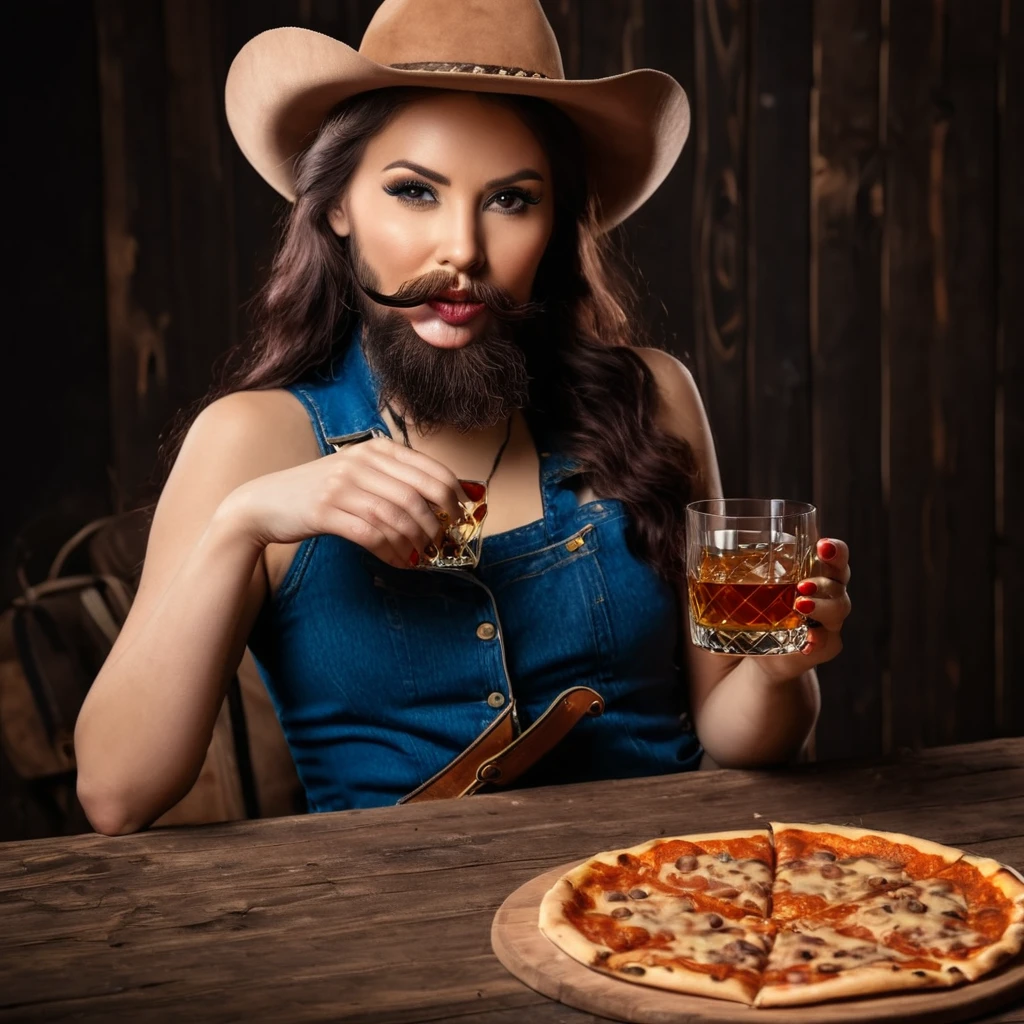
[
  {"left": 408, "top": 549, "right": 420, "bottom": 567},
  {"left": 800, "top": 641, "right": 814, "bottom": 655},
  {"left": 819, "top": 540, "right": 837, "bottom": 560},
  {"left": 795, "top": 598, "right": 816, "bottom": 614},
  {"left": 797, "top": 580, "right": 817, "bottom": 596}
]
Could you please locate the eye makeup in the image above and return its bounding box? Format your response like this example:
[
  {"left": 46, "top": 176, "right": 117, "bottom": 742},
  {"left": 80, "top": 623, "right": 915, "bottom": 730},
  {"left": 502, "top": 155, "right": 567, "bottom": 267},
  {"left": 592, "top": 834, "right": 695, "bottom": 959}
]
[{"left": 381, "top": 178, "right": 542, "bottom": 215}]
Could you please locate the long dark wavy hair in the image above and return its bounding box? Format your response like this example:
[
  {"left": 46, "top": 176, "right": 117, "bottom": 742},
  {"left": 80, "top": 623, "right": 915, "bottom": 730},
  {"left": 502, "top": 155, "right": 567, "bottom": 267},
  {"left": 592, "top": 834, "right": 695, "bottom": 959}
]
[{"left": 160, "top": 87, "right": 701, "bottom": 582}]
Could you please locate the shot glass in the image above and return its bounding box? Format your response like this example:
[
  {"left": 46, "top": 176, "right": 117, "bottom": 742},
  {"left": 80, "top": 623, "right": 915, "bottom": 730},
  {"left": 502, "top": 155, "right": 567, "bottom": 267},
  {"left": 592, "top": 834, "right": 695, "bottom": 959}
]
[
  {"left": 410, "top": 480, "right": 488, "bottom": 569},
  {"left": 686, "top": 498, "right": 818, "bottom": 655}
]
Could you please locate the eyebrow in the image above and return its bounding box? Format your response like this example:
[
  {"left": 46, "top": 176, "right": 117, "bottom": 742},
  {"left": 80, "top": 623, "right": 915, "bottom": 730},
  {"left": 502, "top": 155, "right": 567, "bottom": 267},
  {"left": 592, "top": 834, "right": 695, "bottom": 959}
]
[{"left": 380, "top": 160, "right": 545, "bottom": 190}]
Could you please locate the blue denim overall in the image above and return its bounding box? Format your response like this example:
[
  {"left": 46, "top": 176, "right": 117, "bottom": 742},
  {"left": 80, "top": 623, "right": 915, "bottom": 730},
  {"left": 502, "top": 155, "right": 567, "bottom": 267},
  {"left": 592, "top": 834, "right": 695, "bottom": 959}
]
[{"left": 247, "top": 330, "right": 702, "bottom": 811}]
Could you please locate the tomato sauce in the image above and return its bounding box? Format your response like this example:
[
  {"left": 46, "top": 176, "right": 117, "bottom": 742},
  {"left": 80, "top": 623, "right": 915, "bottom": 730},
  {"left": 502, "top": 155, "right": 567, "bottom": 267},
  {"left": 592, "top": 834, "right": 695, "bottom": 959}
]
[
  {"left": 934, "top": 861, "right": 1011, "bottom": 940},
  {"left": 776, "top": 829, "right": 958, "bottom": 883},
  {"left": 575, "top": 838, "right": 770, "bottom": 922},
  {"left": 564, "top": 901, "right": 656, "bottom": 953}
]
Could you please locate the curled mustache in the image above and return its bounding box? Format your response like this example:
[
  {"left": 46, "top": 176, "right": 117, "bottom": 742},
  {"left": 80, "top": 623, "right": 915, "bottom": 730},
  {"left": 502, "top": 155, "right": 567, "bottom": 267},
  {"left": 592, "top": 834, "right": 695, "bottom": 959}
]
[{"left": 353, "top": 266, "right": 544, "bottom": 323}]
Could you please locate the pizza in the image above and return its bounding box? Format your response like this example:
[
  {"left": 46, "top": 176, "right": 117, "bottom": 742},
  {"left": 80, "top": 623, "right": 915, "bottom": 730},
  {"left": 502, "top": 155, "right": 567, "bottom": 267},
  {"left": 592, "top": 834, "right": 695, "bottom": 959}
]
[{"left": 538, "top": 822, "right": 1024, "bottom": 1007}]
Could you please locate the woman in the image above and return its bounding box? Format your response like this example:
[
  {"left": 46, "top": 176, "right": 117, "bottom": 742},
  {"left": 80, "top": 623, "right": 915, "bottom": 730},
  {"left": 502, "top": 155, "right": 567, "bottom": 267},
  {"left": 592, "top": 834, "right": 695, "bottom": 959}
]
[{"left": 74, "top": 0, "right": 851, "bottom": 834}]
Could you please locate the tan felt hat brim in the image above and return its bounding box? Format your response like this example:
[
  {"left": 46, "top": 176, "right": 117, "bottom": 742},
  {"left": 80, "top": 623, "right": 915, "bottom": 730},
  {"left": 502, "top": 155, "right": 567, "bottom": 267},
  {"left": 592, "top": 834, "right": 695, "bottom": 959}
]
[{"left": 225, "top": 27, "right": 689, "bottom": 230}]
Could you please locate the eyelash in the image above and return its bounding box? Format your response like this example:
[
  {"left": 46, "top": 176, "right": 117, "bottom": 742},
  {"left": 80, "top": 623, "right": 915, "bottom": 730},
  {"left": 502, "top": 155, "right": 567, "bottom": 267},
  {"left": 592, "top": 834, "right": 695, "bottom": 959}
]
[{"left": 382, "top": 179, "right": 541, "bottom": 216}]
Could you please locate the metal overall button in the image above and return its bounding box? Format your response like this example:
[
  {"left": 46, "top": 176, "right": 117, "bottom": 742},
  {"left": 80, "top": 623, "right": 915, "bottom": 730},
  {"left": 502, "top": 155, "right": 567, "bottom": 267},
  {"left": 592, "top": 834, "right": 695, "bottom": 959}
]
[
  {"left": 487, "top": 692, "right": 506, "bottom": 708},
  {"left": 476, "top": 622, "right": 497, "bottom": 640}
]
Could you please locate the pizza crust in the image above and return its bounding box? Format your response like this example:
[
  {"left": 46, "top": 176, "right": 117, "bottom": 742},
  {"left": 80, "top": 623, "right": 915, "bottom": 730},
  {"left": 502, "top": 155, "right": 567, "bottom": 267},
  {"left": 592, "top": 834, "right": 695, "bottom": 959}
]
[
  {"left": 754, "top": 961, "right": 962, "bottom": 1008},
  {"left": 769, "top": 821, "right": 966, "bottom": 865},
  {"left": 562, "top": 828, "right": 771, "bottom": 870}
]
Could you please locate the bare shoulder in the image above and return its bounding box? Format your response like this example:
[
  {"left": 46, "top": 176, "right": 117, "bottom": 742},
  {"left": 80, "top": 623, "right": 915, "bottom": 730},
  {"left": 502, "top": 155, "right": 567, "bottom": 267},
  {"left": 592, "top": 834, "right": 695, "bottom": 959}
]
[
  {"left": 633, "top": 347, "right": 711, "bottom": 449},
  {"left": 181, "top": 388, "right": 320, "bottom": 471},
  {"left": 141, "top": 388, "right": 318, "bottom": 599}
]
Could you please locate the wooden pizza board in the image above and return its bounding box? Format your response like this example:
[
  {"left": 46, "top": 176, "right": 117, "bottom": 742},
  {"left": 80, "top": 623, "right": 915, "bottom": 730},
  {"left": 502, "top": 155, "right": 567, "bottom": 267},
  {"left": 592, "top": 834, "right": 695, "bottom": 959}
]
[{"left": 491, "top": 860, "right": 1024, "bottom": 1024}]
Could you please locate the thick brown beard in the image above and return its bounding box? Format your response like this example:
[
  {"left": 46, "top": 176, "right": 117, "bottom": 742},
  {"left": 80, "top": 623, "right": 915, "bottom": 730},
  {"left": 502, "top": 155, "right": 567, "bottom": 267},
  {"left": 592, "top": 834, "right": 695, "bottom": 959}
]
[{"left": 349, "top": 244, "right": 534, "bottom": 434}]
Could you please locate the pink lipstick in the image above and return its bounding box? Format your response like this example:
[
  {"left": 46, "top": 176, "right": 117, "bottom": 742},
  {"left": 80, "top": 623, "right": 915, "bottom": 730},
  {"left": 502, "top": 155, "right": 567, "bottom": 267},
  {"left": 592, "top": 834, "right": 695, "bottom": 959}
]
[{"left": 427, "top": 298, "right": 486, "bottom": 326}]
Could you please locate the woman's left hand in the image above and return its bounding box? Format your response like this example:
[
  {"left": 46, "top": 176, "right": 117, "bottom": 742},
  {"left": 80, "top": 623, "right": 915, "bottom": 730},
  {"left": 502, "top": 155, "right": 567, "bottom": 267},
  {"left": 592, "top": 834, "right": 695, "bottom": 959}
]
[{"left": 755, "top": 537, "right": 852, "bottom": 683}]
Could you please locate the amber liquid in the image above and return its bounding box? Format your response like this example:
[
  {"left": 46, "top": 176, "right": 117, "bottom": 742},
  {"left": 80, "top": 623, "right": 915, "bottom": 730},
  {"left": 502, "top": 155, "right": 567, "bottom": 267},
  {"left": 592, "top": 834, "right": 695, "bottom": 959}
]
[
  {"left": 689, "top": 580, "right": 802, "bottom": 630},
  {"left": 688, "top": 549, "right": 804, "bottom": 631}
]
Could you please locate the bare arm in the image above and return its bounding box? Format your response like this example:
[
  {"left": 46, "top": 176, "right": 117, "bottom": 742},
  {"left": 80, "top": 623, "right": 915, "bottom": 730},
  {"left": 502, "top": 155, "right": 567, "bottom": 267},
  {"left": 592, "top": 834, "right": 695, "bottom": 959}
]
[
  {"left": 636, "top": 348, "right": 821, "bottom": 767},
  {"left": 74, "top": 393, "right": 304, "bottom": 834},
  {"left": 74, "top": 389, "right": 468, "bottom": 835}
]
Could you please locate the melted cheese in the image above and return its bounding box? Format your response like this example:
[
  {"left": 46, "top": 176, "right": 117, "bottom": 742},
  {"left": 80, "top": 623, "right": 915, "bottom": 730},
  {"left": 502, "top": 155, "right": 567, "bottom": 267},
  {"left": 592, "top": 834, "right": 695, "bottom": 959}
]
[
  {"left": 655, "top": 851, "right": 773, "bottom": 917},
  {"left": 774, "top": 853, "right": 918, "bottom": 918}
]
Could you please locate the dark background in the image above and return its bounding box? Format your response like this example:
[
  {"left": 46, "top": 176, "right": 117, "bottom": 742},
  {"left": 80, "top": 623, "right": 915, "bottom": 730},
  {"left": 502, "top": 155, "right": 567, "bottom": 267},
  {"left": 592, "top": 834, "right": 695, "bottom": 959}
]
[{"left": 3, "top": 0, "right": 1021, "bottom": 803}]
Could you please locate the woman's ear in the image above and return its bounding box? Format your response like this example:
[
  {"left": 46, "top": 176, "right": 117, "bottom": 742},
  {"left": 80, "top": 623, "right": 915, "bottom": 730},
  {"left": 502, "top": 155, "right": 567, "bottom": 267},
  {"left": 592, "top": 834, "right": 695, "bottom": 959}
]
[{"left": 328, "top": 200, "right": 351, "bottom": 237}]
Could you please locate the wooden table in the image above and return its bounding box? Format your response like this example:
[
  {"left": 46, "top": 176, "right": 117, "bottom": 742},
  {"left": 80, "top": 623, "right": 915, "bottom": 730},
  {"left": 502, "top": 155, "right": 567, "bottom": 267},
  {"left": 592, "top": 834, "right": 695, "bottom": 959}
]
[{"left": 2, "top": 738, "right": 1022, "bottom": 1024}]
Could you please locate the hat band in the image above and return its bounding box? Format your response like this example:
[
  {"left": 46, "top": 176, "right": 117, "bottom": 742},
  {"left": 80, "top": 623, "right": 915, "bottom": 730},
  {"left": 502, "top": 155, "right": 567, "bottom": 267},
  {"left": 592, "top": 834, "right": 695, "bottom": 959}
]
[{"left": 390, "top": 61, "right": 548, "bottom": 79}]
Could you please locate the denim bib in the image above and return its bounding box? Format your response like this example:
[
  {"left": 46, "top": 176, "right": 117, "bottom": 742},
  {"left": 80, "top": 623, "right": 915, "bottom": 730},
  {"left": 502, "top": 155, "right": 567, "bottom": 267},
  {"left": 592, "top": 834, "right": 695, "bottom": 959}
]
[{"left": 247, "top": 330, "right": 702, "bottom": 811}]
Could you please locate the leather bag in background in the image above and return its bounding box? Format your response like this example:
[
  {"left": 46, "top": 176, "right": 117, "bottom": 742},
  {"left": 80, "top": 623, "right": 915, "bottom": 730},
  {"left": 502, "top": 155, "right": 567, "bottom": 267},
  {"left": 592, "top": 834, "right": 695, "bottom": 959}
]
[{"left": 0, "top": 510, "right": 303, "bottom": 836}]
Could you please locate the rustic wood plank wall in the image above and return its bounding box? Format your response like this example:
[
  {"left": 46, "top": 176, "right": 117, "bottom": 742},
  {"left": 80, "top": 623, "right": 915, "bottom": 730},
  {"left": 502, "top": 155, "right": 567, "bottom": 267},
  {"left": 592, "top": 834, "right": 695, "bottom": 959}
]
[
  {"left": 4, "top": 1, "right": 1021, "bottom": 819},
  {"left": 998, "top": 0, "right": 1023, "bottom": 742},
  {"left": 810, "top": 0, "right": 885, "bottom": 759}
]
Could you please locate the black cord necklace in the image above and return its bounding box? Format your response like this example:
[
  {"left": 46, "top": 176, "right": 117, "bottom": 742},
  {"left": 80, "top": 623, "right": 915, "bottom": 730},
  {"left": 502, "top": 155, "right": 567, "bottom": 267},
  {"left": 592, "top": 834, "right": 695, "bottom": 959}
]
[{"left": 381, "top": 398, "right": 513, "bottom": 486}]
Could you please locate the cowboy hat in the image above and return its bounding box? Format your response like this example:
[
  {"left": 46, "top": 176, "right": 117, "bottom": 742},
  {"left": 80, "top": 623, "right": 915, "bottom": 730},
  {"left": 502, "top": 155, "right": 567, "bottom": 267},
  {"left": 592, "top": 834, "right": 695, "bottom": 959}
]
[{"left": 225, "top": 0, "right": 689, "bottom": 229}]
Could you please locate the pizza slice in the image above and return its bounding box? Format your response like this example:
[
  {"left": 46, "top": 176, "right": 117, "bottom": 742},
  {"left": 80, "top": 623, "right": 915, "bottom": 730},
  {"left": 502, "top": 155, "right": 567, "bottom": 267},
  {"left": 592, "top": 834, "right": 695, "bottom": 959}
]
[
  {"left": 766, "top": 834, "right": 1024, "bottom": 996},
  {"left": 539, "top": 828, "right": 776, "bottom": 1003},
  {"left": 769, "top": 821, "right": 965, "bottom": 922},
  {"left": 753, "top": 920, "right": 963, "bottom": 1008},
  {"left": 805, "top": 853, "right": 1024, "bottom": 983}
]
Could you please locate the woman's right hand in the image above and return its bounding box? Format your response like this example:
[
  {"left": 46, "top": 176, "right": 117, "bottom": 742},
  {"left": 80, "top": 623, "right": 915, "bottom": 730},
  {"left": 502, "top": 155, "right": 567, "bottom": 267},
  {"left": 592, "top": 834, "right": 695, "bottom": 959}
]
[{"left": 217, "top": 437, "right": 468, "bottom": 568}]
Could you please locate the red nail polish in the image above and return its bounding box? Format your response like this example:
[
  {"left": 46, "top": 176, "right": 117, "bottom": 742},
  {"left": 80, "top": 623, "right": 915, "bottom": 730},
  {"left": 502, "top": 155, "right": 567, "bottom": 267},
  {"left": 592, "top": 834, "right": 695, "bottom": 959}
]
[
  {"left": 797, "top": 580, "right": 817, "bottom": 596},
  {"left": 819, "top": 541, "right": 836, "bottom": 560},
  {"left": 408, "top": 549, "right": 420, "bottom": 566},
  {"left": 795, "top": 598, "right": 816, "bottom": 614},
  {"left": 800, "top": 641, "right": 814, "bottom": 655}
]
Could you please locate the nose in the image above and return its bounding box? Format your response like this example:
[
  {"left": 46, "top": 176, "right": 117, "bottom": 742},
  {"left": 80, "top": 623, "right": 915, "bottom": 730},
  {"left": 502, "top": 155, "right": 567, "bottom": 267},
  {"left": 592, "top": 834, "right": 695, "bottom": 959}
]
[{"left": 434, "top": 201, "right": 485, "bottom": 275}]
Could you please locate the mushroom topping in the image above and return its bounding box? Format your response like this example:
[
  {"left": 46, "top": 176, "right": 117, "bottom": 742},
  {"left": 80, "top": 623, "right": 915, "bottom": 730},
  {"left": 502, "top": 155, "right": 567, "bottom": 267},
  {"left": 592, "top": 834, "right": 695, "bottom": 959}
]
[
  {"left": 675, "top": 855, "right": 698, "bottom": 872},
  {"left": 721, "top": 940, "right": 765, "bottom": 962},
  {"left": 717, "top": 851, "right": 733, "bottom": 863},
  {"left": 610, "top": 907, "right": 633, "bottom": 919},
  {"left": 628, "top": 888, "right": 649, "bottom": 900},
  {"left": 819, "top": 864, "right": 844, "bottom": 880},
  {"left": 811, "top": 850, "right": 837, "bottom": 862},
  {"left": 620, "top": 965, "right": 646, "bottom": 976},
  {"left": 606, "top": 891, "right": 628, "bottom": 902},
  {"left": 905, "top": 899, "right": 928, "bottom": 914},
  {"left": 707, "top": 914, "right": 724, "bottom": 929},
  {"left": 868, "top": 875, "right": 888, "bottom": 888},
  {"left": 817, "top": 962, "right": 842, "bottom": 974}
]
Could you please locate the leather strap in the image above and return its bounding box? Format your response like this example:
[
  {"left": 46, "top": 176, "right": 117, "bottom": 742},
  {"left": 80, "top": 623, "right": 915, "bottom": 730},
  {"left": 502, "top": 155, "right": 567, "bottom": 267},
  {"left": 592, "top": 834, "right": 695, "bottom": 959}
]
[{"left": 399, "top": 685, "right": 604, "bottom": 803}]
